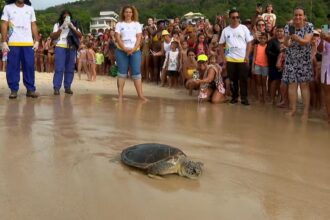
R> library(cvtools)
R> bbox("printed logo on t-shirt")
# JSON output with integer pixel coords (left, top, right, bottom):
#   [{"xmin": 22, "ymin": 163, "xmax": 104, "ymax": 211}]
[{"xmin": 8, "ymin": 22, "xmax": 14, "ymax": 37}]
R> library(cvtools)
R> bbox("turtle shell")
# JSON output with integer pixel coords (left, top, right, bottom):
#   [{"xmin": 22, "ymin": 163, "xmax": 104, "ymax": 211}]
[{"xmin": 121, "ymin": 143, "xmax": 186, "ymax": 169}]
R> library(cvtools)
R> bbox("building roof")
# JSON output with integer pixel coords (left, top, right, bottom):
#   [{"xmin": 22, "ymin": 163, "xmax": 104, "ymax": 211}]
[
  {"xmin": 99, "ymin": 11, "xmax": 119, "ymax": 18},
  {"xmin": 91, "ymin": 17, "xmax": 117, "ymax": 22}
]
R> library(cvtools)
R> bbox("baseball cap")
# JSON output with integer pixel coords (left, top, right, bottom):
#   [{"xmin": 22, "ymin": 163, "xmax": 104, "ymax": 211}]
[
  {"xmin": 197, "ymin": 54, "xmax": 208, "ymax": 62},
  {"xmin": 162, "ymin": 30, "xmax": 170, "ymax": 36}
]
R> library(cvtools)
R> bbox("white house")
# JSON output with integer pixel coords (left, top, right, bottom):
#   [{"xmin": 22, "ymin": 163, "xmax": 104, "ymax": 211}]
[{"xmin": 90, "ymin": 11, "xmax": 119, "ymax": 33}]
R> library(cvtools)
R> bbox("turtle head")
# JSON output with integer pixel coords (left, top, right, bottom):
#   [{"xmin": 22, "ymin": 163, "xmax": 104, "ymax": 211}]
[{"xmin": 180, "ymin": 159, "xmax": 203, "ymax": 179}]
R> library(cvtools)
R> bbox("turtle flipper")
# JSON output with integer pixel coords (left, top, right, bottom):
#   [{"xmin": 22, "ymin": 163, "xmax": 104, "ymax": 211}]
[
  {"xmin": 147, "ymin": 174, "xmax": 164, "ymax": 180},
  {"xmin": 147, "ymin": 161, "xmax": 178, "ymax": 176}
]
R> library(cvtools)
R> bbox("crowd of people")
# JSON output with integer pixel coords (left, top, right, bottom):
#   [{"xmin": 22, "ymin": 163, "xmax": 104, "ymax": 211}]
[{"xmin": 1, "ymin": 0, "xmax": 330, "ymax": 123}]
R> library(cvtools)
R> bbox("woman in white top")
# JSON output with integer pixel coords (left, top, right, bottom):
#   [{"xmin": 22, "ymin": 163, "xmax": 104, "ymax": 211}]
[
  {"xmin": 51, "ymin": 10, "xmax": 82, "ymax": 95},
  {"xmin": 115, "ymin": 5, "xmax": 147, "ymax": 101}
]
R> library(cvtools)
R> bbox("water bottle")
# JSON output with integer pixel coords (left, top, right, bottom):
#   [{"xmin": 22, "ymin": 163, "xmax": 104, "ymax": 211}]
[{"xmin": 192, "ymin": 70, "xmax": 199, "ymax": 80}]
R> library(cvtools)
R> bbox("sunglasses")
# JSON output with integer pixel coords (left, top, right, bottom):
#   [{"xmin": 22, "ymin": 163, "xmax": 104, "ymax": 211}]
[{"xmin": 231, "ymin": 16, "xmax": 240, "ymax": 20}]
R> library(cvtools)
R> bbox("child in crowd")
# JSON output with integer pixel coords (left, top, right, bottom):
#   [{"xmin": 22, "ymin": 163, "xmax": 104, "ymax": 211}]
[
  {"xmin": 141, "ymin": 28, "xmax": 151, "ymax": 81},
  {"xmin": 95, "ymin": 47, "xmax": 104, "ymax": 75},
  {"xmin": 310, "ymin": 30, "xmax": 322, "ymax": 110},
  {"xmin": 86, "ymin": 42, "xmax": 96, "ymax": 81},
  {"xmin": 252, "ymin": 32, "xmax": 269, "ymax": 103},
  {"xmin": 276, "ymin": 43, "xmax": 288, "ymax": 108},
  {"xmin": 44, "ymin": 37, "xmax": 54, "ymax": 73},
  {"xmin": 180, "ymin": 40, "xmax": 189, "ymax": 85},
  {"xmin": 164, "ymin": 41, "xmax": 180, "ymax": 88},
  {"xmin": 194, "ymin": 33, "xmax": 208, "ymax": 56},
  {"xmin": 208, "ymin": 54, "xmax": 221, "ymax": 73},
  {"xmin": 77, "ymin": 42, "xmax": 88, "ymax": 80}
]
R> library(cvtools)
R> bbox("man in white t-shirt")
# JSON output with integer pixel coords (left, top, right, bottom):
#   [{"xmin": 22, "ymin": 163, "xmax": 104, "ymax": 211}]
[
  {"xmin": 219, "ymin": 9, "xmax": 253, "ymax": 105},
  {"xmin": 1, "ymin": 0, "xmax": 39, "ymax": 99}
]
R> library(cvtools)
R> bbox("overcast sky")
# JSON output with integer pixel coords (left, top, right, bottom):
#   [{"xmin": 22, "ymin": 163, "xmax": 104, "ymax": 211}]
[{"xmin": 31, "ymin": 0, "xmax": 79, "ymax": 10}]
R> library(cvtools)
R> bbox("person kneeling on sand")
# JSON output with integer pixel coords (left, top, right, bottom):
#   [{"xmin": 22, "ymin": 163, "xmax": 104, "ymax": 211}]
[{"xmin": 194, "ymin": 54, "xmax": 227, "ymax": 103}]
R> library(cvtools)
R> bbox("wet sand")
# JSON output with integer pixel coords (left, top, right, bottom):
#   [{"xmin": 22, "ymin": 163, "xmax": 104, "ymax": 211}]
[{"xmin": 0, "ymin": 72, "xmax": 330, "ymax": 220}]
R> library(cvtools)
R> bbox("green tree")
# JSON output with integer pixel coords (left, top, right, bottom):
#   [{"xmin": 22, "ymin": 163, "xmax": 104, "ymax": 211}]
[{"xmin": 33, "ymin": 0, "xmax": 329, "ymax": 36}]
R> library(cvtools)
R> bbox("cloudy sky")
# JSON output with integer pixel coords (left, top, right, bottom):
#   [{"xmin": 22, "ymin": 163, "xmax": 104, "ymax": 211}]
[{"xmin": 31, "ymin": 0, "xmax": 79, "ymax": 10}]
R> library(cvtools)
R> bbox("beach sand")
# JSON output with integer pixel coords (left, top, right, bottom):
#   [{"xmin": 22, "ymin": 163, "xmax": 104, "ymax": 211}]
[
  {"xmin": 0, "ymin": 72, "xmax": 330, "ymax": 220},
  {"xmin": 0, "ymin": 71, "xmax": 192, "ymax": 100}
]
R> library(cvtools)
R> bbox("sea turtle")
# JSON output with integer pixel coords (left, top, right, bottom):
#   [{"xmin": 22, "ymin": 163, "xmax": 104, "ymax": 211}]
[{"xmin": 121, "ymin": 143, "xmax": 203, "ymax": 179}]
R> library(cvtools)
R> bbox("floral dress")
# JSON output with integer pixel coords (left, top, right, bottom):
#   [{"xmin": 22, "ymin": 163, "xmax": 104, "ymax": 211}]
[
  {"xmin": 282, "ymin": 22, "xmax": 314, "ymax": 83},
  {"xmin": 198, "ymin": 64, "xmax": 225, "ymax": 99}
]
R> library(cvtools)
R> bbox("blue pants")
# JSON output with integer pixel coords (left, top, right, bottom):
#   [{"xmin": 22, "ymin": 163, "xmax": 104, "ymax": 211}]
[
  {"xmin": 115, "ymin": 49, "xmax": 141, "ymax": 80},
  {"xmin": 7, "ymin": 46, "xmax": 36, "ymax": 92},
  {"xmin": 53, "ymin": 47, "xmax": 76, "ymax": 90}
]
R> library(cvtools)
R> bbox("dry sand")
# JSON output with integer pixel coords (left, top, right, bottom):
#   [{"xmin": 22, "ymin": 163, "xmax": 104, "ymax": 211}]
[{"xmin": 0, "ymin": 71, "xmax": 193, "ymax": 100}]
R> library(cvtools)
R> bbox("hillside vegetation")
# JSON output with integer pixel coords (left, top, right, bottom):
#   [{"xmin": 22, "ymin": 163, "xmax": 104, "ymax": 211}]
[{"xmin": 25, "ymin": 0, "xmax": 330, "ymax": 35}]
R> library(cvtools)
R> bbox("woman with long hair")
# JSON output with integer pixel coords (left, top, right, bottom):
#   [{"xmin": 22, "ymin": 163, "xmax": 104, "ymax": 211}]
[
  {"xmin": 114, "ymin": 5, "xmax": 147, "ymax": 101},
  {"xmin": 193, "ymin": 33, "xmax": 208, "ymax": 56},
  {"xmin": 141, "ymin": 28, "xmax": 151, "ymax": 82},
  {"xmin": 262, "ymin": 4, "xmax": 276, "ymax": 29},
  {"xmin": 35, "ymin": 34, "xmax": 45, "ymax": 72},
  {"xmin": 50, "ymin": 9, "xmax": 82, "ymax": 95}
]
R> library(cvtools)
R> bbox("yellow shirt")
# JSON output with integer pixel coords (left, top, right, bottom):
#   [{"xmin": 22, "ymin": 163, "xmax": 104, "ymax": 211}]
[{"xmin": 95, "ymin": 53, "xmax": 104, "ymax": 65}]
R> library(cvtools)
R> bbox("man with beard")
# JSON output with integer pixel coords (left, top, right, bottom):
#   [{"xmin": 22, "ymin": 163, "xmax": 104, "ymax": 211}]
[{"xmin": 1, "ymin": 0, "xmax": 39, "ymax": 99}]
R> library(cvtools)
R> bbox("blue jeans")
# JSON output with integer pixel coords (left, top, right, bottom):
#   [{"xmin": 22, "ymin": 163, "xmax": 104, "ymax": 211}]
[
  {"xmin": 53, "ymin": 47, "xmax": 76, "ymax": 90},
  {"xmin": 115, "ymin": 49, "xmax": 141, "ymax": 80},
  {"xmin": 7, "ymin": 46, "xmax": 36, "ymax": 92}
]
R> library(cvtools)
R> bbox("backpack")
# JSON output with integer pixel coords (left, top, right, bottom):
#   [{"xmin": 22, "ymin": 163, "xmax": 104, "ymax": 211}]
[{"xmin": 67, "ymin": 21, "xmax": 80, "ymax": 50}]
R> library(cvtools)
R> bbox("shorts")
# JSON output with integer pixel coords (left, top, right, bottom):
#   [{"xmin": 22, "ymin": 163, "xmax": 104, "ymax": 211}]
[
  {"xmin": 115, "ymin": 49, "xmax": 141, "ymax": 80},
  {"xmin": 167, "ymin": 70, "xmax": 178, "ymax": 77},
  {"xmin": 268, "ymin": 66, "xmax": 282, "ymax": 81},
  {"xmin": 254, "ymin": 64, "xmax": 268, "ymax": 76}
]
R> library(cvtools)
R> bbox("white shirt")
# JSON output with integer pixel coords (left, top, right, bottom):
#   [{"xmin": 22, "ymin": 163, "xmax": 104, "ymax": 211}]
[
  {"xmin": 53, "ymin": 23, "xmax": 70, "ymax": 48},
  {"xmin": 262, "ymin": 13, "xmax": 276, "ymax": 25},
  {"xmin": 165, "ymin": 51, "xmax": 179, "ymax": 71},
  {"xmin": 219, "ymin": 24, "xmax": 253, "ymax": 63},
  {"xmin": 1, "ymin": 3, "xmax": 36, "ymax": 46},
  {"xmin": 163, "ymin": 38, "xmax": 173, "ymax": 54},
  {"xmin": 115, "ymin": 21, "xmax": 142, "ymax": 49}
]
